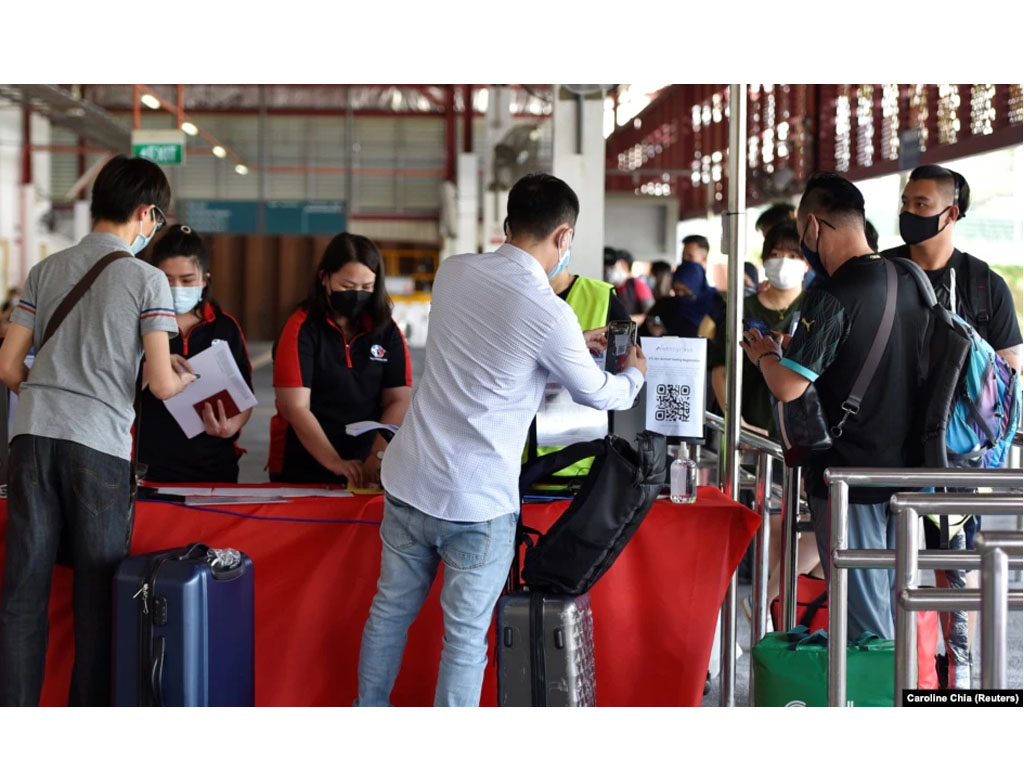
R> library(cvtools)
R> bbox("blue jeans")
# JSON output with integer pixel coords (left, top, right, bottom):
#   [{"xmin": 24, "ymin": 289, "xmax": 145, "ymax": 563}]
[
  {"xmin": 808, "ymin": 494, "xmax": 896, "ymax": 641},
  {"xmin": 356, "ymin": 493, "xmax": 517, "ymax": 707},
  {"xmin": 0, "ymin": 435, "xmax": 133, "ymax": 706}
]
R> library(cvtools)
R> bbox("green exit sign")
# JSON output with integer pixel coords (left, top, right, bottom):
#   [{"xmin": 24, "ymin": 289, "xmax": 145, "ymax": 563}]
[{"xmin": 131, "ymin": 129, "xmax": 186, "ymax": 166}]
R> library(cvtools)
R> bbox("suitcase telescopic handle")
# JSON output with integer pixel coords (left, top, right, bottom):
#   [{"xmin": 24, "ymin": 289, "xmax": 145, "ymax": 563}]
[{"xmin": 149, "ymin": 635, "xmax": 166, "ymax": 707}]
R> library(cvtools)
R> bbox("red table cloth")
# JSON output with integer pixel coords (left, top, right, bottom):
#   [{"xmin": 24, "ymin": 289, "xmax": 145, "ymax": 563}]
[{"xmin": 0, "ymin": 486, "xmax": 758, "ymax": 706}]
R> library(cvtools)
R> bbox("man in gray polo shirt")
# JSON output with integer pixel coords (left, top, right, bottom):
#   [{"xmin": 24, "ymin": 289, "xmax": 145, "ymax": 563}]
[{"xmin": 0, "ymin": 155, "xmax": 195, "ymax": 706}]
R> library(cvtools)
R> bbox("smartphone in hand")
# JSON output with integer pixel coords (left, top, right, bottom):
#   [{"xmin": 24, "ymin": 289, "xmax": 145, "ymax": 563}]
[
  {"xmin": 742, "ymin": 317, "xmax": 770, "ymax": 337},
  {"xmin": 606, "ymin": 320, "xmax": 637, "ymax": 373}
]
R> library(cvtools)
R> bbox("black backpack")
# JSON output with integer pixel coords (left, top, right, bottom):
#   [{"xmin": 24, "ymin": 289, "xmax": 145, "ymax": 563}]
[
  {"xmin": 892, "ymin": 258, "xmax": 974, "ymax": 469},
  {"xmin": 515, "ymin": 431, "xmax": 667, "ymax": 595}
]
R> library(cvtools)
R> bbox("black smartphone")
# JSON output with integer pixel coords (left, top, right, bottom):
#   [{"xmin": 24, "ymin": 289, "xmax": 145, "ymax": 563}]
[
  {"xmin": 743, "ymin": 317, "xmax": 770, "ymax": 337},
  {"xmin": 606, "ymin": 320, "xmax": 637, "ymax": 373}
]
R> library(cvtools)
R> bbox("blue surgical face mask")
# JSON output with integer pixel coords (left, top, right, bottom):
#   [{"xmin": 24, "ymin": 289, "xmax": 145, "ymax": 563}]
[
  {"xmin": 547, "ymin": 248, "xmax": 571, "ymax": 281},
  {"xmin": 129, "ymin": 207, "xmax": 163, "ymax": 255},
  {"xmin": 170, "ymin": 286, "xmax": 203, "ymax": 315},
  {"xmin": 130, "ymin": 229, "xmax": 154, "ymax": 256}
]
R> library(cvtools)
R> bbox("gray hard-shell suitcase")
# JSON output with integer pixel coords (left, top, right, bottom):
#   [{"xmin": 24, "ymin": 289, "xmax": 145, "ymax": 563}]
[{"xmin": 496, "ymin": 590, "xmax": 596, "ymax": 706}]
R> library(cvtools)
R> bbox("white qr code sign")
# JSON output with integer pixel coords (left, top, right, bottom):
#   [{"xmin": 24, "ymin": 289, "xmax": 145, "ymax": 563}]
[{"xmin": 641, "ymin": 336, "xmax": 707, "ymax": 439}]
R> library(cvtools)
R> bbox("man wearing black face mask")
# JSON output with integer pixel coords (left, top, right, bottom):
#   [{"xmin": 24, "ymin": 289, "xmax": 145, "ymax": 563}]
[
  {"xmin": 742, "ymin": 172, "xmax": 931, "ymax": 641},
  {"xmin": 881, "ymin": 165, "xmax": 1021, "ymax": 688},
  {"xmin": 880, "ymin": 164, "xmax": 1021, "ymax": 374}
]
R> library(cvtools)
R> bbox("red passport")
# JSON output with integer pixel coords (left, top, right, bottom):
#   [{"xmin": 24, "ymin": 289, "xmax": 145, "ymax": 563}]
[{"xmin": 192, "ymin": 390, "xmax": 242, "ymax": 420}]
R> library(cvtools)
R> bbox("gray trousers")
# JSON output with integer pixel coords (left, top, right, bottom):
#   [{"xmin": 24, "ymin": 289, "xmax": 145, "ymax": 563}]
[{"xmin": 808, "ymin": 494, "xmax": 896, "ymax": 641}]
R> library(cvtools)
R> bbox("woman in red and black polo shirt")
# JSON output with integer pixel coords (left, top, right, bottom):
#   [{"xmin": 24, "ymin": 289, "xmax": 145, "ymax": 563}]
[
  {"xmin": 270, "ymin": 233, "xmax": 411, "ymax": 487},
  {"xmin": 139, "ymin": 224, "xmax": 254, "ymax": 482}
]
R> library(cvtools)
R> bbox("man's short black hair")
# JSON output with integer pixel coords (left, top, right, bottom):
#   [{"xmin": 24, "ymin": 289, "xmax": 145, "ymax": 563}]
[
  {"xmin": 603, "ymin": 246, "xmax": 633, "ymax": 268},
  {"xmin": 506, "ymin": 173, "xmax": 579, "ymax": 242},
  {"xmin": 755, "ymin": 203, "xmax": 796, "ymax": 233},
  {"xmin": 798, "ymin": 172, "xmax": 865, "ymax": 229},
  {"xmin": 908, "ymin": 164, "xmax": 970, "ymax": 220},
  {"xmin": 90, "ymin": 155, "xmax": 171, "ymax": 224},
  {"xmin": 682, "ymin": 234, "xmax": 710, "ymax": 252},
  {"xmin": 761, "ymin": 221, "xmax": 801, "ymax": 261}
]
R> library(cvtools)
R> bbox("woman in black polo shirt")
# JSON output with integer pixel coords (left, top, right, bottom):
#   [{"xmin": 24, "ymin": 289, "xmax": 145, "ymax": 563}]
[
  {"xmin": 270, "ymin": 233, "xmax": 412, "ymax": 487},
  {"xmin": 139, "ymin": 224, "xmax": 254, "ymax": 482}
]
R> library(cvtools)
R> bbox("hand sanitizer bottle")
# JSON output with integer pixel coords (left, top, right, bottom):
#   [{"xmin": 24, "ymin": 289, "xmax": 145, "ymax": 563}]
[{"xmin": 670, "ymin": 443, "xmax": 698, "ymax": 504}]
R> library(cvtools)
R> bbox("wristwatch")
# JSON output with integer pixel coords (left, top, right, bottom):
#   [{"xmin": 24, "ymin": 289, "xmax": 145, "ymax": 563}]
[{"xmin": 376, "ymin": 450, "xmax": 385, "ymax": 460}]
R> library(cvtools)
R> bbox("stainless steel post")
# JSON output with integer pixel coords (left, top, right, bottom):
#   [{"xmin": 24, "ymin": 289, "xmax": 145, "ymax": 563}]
[
  {"xmin": 718, "ymin": 83, "xmax": 748, "ymax": 708},
  {"xmin": 751, "ymin": 452, "xmax": 772, "ymax": 651},
  {"xmin": 979, "ymin": 534, "xmax": 1014, "ymax": 689},
  {"xmin": 827, "ymin": 480, "xmax": 849, "ymax": 707},
  {"xmin": 780, "ymin": 466, "xmax": 801, "ymax": 630},
  {"xmin": 893, "ymin": 502, "xmax": 920, "ymax": 706}
]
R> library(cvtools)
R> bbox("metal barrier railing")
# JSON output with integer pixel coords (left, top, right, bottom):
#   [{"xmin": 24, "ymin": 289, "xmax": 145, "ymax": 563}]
[
  {"xmin": 704, "ymin": 412, "xmax": 803, "ymax": 706},
  {"xmin": 978, "ymin": 532, "xmax": 1024, "ymax": 689},
  {"xmin": 825, "ymin": 468, "xmax": 1023, "ymax": 707},
  {"xmin": 891, "ymin": 493, "xmax": 1023, "ymax": 705}
]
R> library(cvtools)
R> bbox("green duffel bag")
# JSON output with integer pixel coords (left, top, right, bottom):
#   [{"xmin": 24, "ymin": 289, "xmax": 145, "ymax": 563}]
[{"xmin": 752, "ymin": 627, "xmax": 894, "ymax": 707}]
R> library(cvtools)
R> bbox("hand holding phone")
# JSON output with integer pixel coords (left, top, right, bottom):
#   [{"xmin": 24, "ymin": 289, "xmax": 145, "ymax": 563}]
[{"xmin": 606, "ymin": 321, "xmax": 638, "ymax": 374}]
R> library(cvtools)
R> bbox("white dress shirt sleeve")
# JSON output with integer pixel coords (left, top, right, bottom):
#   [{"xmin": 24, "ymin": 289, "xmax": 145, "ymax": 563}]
[{"xmin": 536, "ymin": 306, "xmax": 644, "ymax": 412}]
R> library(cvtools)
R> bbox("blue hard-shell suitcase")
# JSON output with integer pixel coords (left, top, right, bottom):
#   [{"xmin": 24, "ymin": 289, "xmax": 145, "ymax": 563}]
[{"xmin": 113, "ymin": 542, "xmax": 255, "ymax": 706}]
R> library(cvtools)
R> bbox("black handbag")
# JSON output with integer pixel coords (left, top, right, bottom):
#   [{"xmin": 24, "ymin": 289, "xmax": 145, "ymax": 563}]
[
  {"xmin": 771, "ymin": 259, "xmax": 898, "ymax": 468},
  {"xmin": 515, "ymin": 430, "xmax": 667, "ymax": 595}
]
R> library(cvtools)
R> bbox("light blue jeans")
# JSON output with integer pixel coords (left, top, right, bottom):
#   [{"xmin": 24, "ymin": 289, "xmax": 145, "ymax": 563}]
[{"xmin": 356, "ymin": 493, "xmax": 517, "ymax": 707}]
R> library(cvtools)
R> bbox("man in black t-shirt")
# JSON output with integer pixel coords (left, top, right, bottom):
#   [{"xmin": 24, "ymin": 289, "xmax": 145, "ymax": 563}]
[
  {"xmin": 880, "ymin": 164, "xmax": 1021, "ymax": 686},
  {"xmin": 742, "ymin": 173, "xmax": 931, "ymax": 641},
  {"xmin": 880, "ymin": 164, "xmax": 1021, "ymax": 374}
]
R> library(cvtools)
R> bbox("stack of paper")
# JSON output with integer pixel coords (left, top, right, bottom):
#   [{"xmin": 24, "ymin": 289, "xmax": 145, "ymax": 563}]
[
  {"xmin": 345, "ymin": 421, "xmax": 399, "ymax": 437},
  {"xmin": 163, "ymin": 342, "xmax": 259, "ymax": 439}
]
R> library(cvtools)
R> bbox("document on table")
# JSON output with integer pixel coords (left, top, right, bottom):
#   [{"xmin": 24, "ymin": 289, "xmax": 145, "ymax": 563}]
[
  {"xmin": 640, "ymin": 336, "xmax": 707, "ymax": 439},
  {"xmin": 534, "ymin": 375, "xmax": 608, "ymax": 447},
  {"xmin": 162, "ymin": 342, "xmax": 258, "ymax": 439},
  {"xmin": 151, "ymin": 486, "xmax": 353, "ymax": 499}
]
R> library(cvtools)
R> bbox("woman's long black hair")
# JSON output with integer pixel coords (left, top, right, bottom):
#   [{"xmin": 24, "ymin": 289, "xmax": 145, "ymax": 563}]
[{"xmin": 304, "ymin": 232, "xmax": 392, "ymax": 329}]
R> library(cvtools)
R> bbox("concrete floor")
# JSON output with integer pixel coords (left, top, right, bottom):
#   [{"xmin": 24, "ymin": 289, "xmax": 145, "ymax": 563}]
[{"xmin": 239, "ymin": 340, "xmax": 1022, "ymax": 706}]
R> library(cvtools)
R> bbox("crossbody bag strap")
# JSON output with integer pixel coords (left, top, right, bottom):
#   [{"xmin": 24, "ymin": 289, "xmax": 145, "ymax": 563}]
[
  {"xmin": 832, "ymin": 259, "xmax": 899, "ymax": 438},
  {"xmin": 40, "ymin": 250, "xmax": 132, "ymax": 349}
]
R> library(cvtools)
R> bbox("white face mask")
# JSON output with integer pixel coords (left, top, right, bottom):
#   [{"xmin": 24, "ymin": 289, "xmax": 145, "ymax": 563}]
[
  {"xmin": 763, "ymin": 257, "xmax": 805, "ymax": 290},
  {"xmin": 605, "ymin": 266, "xmax": 629, "ymax": 286}
]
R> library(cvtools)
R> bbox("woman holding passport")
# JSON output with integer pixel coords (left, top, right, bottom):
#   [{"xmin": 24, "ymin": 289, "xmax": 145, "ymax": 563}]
[
  {"xmin": 270, "ymin": 232, "xmax": 411, "ymax": 487},
  {"xmin": 138, "ymin": 224, "xmax": 254, "ymax": 482}
]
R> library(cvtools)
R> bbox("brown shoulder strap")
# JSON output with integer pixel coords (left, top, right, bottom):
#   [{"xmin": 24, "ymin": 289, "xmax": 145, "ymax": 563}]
[{"xmin": 40, "ymin": 250, "xmax": 132, "ymax": 349}]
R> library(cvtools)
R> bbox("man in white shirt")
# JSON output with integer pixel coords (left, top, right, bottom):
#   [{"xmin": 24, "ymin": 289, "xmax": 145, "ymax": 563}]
[{"xmin": 357, "ymin": 173, "xmax": 647, "ymax": 706}]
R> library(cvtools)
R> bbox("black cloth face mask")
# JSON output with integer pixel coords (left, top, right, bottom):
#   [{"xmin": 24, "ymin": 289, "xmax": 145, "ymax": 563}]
[
  {"xmin": 800, "ymin": 217, "xmax": 835, "ymax": 278},
  {"xmin": 899, "ymin": 207, "xmax": 952, "ymax": 246},
  {"xmin": 329, "ymin": 289, "xmax": 372, "ymax": 318}
]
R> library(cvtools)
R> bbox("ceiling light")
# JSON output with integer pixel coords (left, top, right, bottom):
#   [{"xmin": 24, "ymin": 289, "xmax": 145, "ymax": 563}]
[
  {"xmin": 181, "ymin": 122, "xmax": 199, "ymax": 136},
  {"xmin": 212, "ymin": 145, "xmax": 227, "ymax": 158},
  {"xmin": 234, "ymin": 164, "xmax": 249, "ymax": 175},
  {"xmin": 141, "ymin": 93, "xmax": 160, "ymax": 110}
]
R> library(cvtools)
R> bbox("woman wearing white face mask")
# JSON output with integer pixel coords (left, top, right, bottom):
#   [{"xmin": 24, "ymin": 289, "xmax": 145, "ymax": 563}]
[
  {"xmin": 709, "ymin": 220, "xmax": 808, "ymax": 435},
  {"xmin": 138, "ymin": 224, "xmax": 254, "ymax": 482},
  {"xmin": 710, "ymin": 220, "xmax": 819, "ymax": 618}
]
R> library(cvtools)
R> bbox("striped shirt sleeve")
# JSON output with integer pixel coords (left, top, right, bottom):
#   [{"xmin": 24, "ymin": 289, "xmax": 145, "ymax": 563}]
[
  {"xmin": 139, "ymin": 270, "xmax": 179, "ymax": 337},
  {"xmin": 9, "ymin": 264, "xmax": 40, "ymax": 331}
]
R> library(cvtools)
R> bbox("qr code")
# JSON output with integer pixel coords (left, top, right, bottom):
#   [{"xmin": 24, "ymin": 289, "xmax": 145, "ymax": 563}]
[{"xmin": 655, "ymin": 383, "xmax": 691, "ymax": 422}]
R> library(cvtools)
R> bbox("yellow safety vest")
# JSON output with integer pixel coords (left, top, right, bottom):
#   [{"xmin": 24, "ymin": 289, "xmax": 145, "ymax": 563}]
[{"xmin": 525, "ymin": 276, "xmax": 612, "ymax": 481}]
